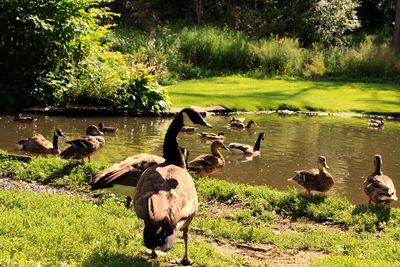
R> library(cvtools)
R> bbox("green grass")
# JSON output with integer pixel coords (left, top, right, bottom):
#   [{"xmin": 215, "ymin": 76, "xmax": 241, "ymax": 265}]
[
  {"xmin": 2, "ymin": 156, "xmax": 400, "ymax": 266},
  {"xmin": 166, "ymin": 76, "xmax": 400, "ymax": 114}
]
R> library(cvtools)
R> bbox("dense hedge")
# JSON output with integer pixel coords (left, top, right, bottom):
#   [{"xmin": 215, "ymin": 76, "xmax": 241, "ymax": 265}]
[{"xmin": 0, "ymin": 0, "xmax": 169, "ymax": 113}]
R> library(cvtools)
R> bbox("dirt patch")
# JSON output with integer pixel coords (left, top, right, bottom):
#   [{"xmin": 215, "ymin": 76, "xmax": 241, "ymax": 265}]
[
  {"xmin": 0, "ymin": 175, "xmax": 98, "ymax": 201},
  {"xmin": 201, "ymin": 200, "xmax": 248, "ymax": 217}
]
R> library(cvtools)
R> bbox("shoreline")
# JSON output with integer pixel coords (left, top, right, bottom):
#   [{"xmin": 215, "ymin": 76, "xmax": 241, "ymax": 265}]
[{"xmin": 11, "ymin": 105, "xmax": 400, "ymax": 121}]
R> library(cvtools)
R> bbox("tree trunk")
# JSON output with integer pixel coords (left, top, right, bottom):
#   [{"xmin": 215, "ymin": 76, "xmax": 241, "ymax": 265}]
[
  {"xmin": 394, "ymin": 0, "xmax": 400, "ymax": 53},
  {"xmin": 195, "ymin": 0, "xmax": 203, "ymax": 25}
]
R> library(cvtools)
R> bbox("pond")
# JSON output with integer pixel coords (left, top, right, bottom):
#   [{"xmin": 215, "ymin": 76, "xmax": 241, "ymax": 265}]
[{"xmin": 0, "ymin": 113, "xmax": 399, "ymax": 207}]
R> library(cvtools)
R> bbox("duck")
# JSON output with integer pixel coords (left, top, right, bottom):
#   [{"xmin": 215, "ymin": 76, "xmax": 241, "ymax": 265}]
[
  {"xmin": 89, "ymin": 147, "xmax": 190, "ymax": 209},
  {"xmin": 198, "ymin": 131, "xmax": 225, "ymax": 140},
  {"xmin": 59, "ymin": 125, "xmax": 105, "ymax": 163},
  {"xmin": 181, "ymin": 126, "xmax": 196, "ymax": 133},
  {"xmin": 288, "ymin": 156, "xmax": 335, "ymax": 197},
  {"xmin": 228, "ymin": 132, "xmax": 265, "ymax": 155},
  {"xmin": 98, "ymin": 122, "xmax": 117, "ymax": 133},
  {"xmin": 230, "ymin": 116, "xmax": 245, "ymax": 123},
  {"xmin": 134, "ymin": 108, "xmax": 211, "ymax": 265},
  {"xmin": 14, "ymin": 114, "xmax": 37, "ymax": 123},
  {"xmin": 230, "ymin": 119, "xmax": 255, "ymax": 129},
  {"xmin": 368, "ymin": 118, "xmax": 384, "ymax": 129},
  {"xmin": 363, "ymin": 154, "xmax": 397, "ymax": 206},
  {"xmin": 188, "ymin": 140, "xmax": 229, "ymax": 178},
  {"xmin": 17, "ymin": 129, "xmax": 65, "ymax": 154}
]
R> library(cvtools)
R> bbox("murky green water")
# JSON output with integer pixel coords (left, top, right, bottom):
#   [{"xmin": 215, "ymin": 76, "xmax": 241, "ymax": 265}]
[{"xmin": 0, "ymin": 113, "xmax": 399, "ymax": 206}]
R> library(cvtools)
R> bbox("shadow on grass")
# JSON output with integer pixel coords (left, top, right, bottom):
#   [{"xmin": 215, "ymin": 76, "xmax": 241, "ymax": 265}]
[{"xmin": 81, "ymin": 251, "xmax": 161, "ymax": 267}]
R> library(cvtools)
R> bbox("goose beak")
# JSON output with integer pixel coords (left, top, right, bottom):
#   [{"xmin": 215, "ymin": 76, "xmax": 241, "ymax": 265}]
[{"xmin": 202, "ymin": 121, "xmax": 212, "ymax": 128}]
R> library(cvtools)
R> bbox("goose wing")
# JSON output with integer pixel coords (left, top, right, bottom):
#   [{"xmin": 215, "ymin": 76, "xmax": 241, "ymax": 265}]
[
  {"xmin": 228, "ymin": 143, "xmax": 252, "ymax": 154},
  {"xmin": 91, "ymin": 153, "xmax": 164, "ymax": 189}
]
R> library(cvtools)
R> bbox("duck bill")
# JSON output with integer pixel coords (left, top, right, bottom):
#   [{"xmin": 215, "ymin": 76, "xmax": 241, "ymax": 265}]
[
  {"xmin": 324, "ymin": 163, "xmax": 330, "ymax": 169},
  {"xmin": 223, "ymin": 145, "xmax": 230, "ymax": 151}
]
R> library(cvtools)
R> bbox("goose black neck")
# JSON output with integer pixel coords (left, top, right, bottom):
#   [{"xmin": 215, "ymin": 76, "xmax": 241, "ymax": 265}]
[
  {"xmin": 163, "ymin": 113, "xmax": 185, "ymax": 168},
  {"xmin": 253, "ymin": 134, "xmax": 263, "ymax": 152},
  {"xmin": 52, "ymin": 133, "xmax": 59, "ymax": 150},
  {"xmin": 375, "ymin": 157, "xmax": 382, "ymax": 175}
]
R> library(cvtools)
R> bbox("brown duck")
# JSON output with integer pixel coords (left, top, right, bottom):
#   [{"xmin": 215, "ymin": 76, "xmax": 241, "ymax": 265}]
[
  {"xmin": 363, "ymin": 154, "xmax": 397, "ymax": 206},
  {"xmin": 134, "ymin": 108, "xmax": 211, "ymax": 265},
  {"xmin": 289, "ymin": 156, "xmax": 335, "ymax": 197},
  {"xmin": 230, "ymin": 120, "xmax": 255, "ymax": 129},
  {"xmin": 59, "ymin": 125, "xmax": 105, "ymax": 163},
  {"xmin": 14, "ymin": 114, "xmax": 37, "ymax": 123},
  {"xmin": 98, "ymin": 122, "xmax": 117, "ymax": 133},
  {"xmin": 188, "ymin": 140, "xmax": 229, "ymax": 177},
  {"xmin": 17, "ymin": 129, "xmax": 65, "ymax": 154}
]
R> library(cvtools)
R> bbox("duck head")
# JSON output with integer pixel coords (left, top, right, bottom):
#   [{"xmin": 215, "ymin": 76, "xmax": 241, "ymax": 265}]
[
  {"xmin": 318, "ymin": 156, "xmax": 329, "ymax": 169},
  {"xmin": 86, "ymin": 125, "xmax": 103, "ymax": 136}
]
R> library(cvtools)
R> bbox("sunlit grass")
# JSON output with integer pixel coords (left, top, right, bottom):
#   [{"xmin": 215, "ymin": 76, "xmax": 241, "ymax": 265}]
[{"xmin": 167, "ymin": 76, "xmax": 400, "ymax": 114}]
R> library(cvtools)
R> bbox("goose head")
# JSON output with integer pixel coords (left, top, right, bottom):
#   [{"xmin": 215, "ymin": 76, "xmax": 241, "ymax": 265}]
[
  {"xmin": 180, "ymin": 108, "xmax": 212, "ymax": 128},
  {"xmin": 55, "ymin": 129, "xmax": 65, "ymax": 138}
]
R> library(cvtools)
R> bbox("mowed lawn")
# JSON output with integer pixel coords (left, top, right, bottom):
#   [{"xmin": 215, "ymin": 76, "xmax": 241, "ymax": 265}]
[{"xmin": 166, "ymin": 76, "xmax": 400, "ymax": 113}]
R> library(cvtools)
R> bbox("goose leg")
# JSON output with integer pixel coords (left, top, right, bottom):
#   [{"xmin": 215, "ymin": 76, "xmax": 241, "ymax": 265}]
[
  {"xmin": 151, "ymin": 249, "xmax": 157, "ymax": 259},
  {"xmin": 368, "ymin": 198, "xmax": 372, "ymax": 208},
  {"xmin": 125, "ymin": 196, "xmax": 132, "ymax": 209},
  {"xmin": 180, "ymin": 227, "xmax": 192, "ymax": 266}
]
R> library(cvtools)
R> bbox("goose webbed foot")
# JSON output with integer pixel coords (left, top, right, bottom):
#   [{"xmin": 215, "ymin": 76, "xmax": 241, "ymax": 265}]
[{"xmin": 180, "ymin": 256, "xmax": 192, "ymax": 266}]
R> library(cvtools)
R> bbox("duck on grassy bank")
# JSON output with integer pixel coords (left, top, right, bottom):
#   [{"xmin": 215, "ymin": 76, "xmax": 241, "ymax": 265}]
[
  {"xmin": 134, "ymin": 108, "xmax": 211, "ymax": 265},
  {"xmin": 59, "ymin": 125, "xmax": 104, "ymax": 163},
  {"xmin": 364, "ymin": 154, "xmax": 397, "ymax": 206},
  {"xmin": 289, "ymin": 156, "xmax": 335, "ymax": 197}
]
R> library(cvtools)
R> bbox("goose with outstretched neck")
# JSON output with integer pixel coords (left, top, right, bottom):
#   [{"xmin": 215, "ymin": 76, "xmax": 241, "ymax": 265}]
[{"xmin": 134, "ymin": 108, "xmax": 211, "ymax": 265}]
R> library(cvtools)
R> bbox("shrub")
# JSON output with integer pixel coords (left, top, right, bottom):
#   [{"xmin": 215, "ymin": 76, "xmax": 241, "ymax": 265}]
[{"xmin": 0, "ymin": 0, "xmax": 112, "ymax": 111}]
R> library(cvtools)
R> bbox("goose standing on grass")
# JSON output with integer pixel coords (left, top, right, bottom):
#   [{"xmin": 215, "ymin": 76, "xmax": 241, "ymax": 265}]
[
  {"xmin": 98, "ymin": 122, "xmax": 117, "ymax": 133},
  {"xmin": 134, "ymin": 108, "xmax": 211, "ymax": 265},
  {"xmin": 89, "ymin": 147, "xmax": 189, "ymax": 209},
  {"xmin": 288, "ymin": 156, "xmax": 334, "ymax": 197},
  {"xmin": 230, "ymin": 119, "xmax": 255, "ymax": 129},
  {"xmin": 228, "ymin": 132, "xmax": 265, "ymax": 155},
  {"xmin": 363, "ymin": 154, "xmax": 397, "ymax": 206},
  {"xmin": 17, "ymin": 129, "xmax": 65, "ymax": 154},
  {"xmin": 188, "ymin": 140, "xmax": 229, "ymax": 178},
  {"xmin": 59, "ymin": 125, "xmax": 105, "ymax": 163},
  {"xmin": 14, "ymin": 114, "xmax": 37, "ymax": 123}
]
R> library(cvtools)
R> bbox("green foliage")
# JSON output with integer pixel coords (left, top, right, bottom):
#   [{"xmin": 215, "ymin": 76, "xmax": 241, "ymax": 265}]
[{"xmin": 0, "ymin": 0, "xmax": 112, "ymax": 110}]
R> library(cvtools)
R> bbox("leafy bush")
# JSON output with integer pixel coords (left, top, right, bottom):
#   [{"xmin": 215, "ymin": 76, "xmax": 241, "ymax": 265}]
[{"xmin": 0, "ymin": 0, "xmax": 112, "ymax": 111}]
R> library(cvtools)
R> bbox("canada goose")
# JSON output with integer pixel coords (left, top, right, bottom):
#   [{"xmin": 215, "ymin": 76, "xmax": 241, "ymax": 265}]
[
  {"xmin": 98, "ymin": 122, "xmax": 117, "ymax": 133},
  {"xmin": 198, "ymin": 132, "xmax": 224, "ymax": 140},
  {"xmin": 134, "ymin": 108, "xmax": 211, "ymax": 265},
  {"xmin": 59, "ymin": 125, "xmax": 105, "ymax": 163},
  {"xmin": 14, "ymin": 114, "xmax": 37, "ymax": 122},
  {"xmin": 368, "ymin": 118, "xmax": 384, "ymax": 129},
  {"xmin": 90, "ymin": 147, "xmax": 190, "ymax": 209},
  {"xmin": 17, "ymin": 129, "xmax": 65, "ymax": 154},
  {"xmin": 228, "ymin": 132, "xmax": 265, "ymax": 155},
  {"xmin": 288, "ymin": 156, "xmax": 335, "ymax": 197},
  {"xmin": 230, "ymin": 120, "xmax": 255, "ymax": 129},
  {"xmin": 363, "ymin": 154, "xmax": 397, "ymax": 206},
  {"xmin": 188, "ymin": 140, "xmax": 229, "ymax": 178}
]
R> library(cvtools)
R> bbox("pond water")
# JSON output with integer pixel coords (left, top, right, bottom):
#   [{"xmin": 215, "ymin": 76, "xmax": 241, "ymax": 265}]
[{"xmin": 0, "ymin": 113, "xmax": 399, "ymax": 206}]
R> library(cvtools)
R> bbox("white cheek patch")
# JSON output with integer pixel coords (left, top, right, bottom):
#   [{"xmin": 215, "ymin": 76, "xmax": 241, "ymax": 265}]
[{"xmin": 182, "ymin": 112, "xmax": 192, "ymax": 126}]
